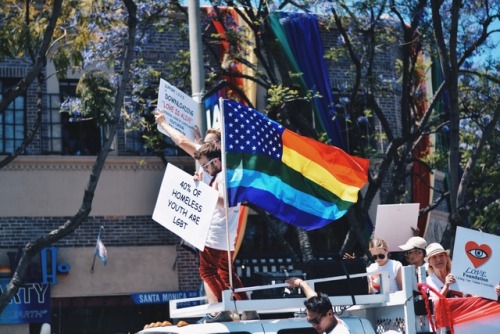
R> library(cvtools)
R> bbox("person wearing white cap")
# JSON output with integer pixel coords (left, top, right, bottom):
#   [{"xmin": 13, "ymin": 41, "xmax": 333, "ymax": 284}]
[
  {"xmin": 425, "ymin": 243, "xmax": 464, "ymax": 299},
  {"xmin": 398, "ymin": 236, "xmax": 427, "ymax": 269}
]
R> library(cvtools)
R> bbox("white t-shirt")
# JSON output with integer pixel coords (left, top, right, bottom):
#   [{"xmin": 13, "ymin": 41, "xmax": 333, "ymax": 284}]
[
  {"xmin": 425, "ymin": 272, "xmax": 463, "ymax": 299},
  {"xmin": 205, "ymin": 172, "xmax": 240, "ymax": 251},
  {"xmin": 425, "ymin": 272, "xmax": 444, "ymax": 300},
  {"xmin": 194, "ymin": 145, "xmax": 240, "ymax": 250},
  {"xmin": 328, "ymin": 317, "xmax": 351, "ymax": 334},
  {"xmin": 366, "ymin": 259, "xmax": 402, "ymax": 292}
]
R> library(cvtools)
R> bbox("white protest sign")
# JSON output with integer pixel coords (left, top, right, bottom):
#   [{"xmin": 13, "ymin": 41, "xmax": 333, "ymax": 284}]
[
  {"xmin": 157, "ymin": 79, "xmax": 197, "ymax": 141},
  {"xmin": 452, "ymin": 226, "xmax": 499, "ymax": 300},
  {"xmin": 373, "ymin": 203, "xmax": 419, "ymax": 252},
  {"xmin": 152, "ymin": 163, "xmax": 218, "ymax": 251}
]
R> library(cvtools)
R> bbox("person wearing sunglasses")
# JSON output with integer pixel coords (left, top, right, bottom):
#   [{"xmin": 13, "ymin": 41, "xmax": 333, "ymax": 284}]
[
  {"xmin": 366, "ymin": 237, "xmax": 403, "ymax": 293},
  {"xmin": 286, "ymin": 277, "xmax": 351, "ymax": 333},
  {"xmin": 155, "ymin": 110, "xmax": 221, "ymax": 156},
  {"xmin": 155, "ymin": 110, "xmax": 223, "ymax": 182},
  {"xmin": 155, "ymin": 114, "xmax": 258, "ymax": 321},
  {"xmin": 193, "ymin": 142, "xmax": 253, "ymax": 323},
  {"xmin": 398, "ymin": 236, "xmax": 428, "ymax": 269}
]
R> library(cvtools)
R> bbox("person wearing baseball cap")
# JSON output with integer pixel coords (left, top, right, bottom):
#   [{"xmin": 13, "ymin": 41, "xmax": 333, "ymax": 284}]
[
  {"xmin": 399, "ymin": 236, "xmax": 427, "ymax": 268},
  {"xmin": 424, "ymin": 243, "xmax": 463, "ymax": 299}
]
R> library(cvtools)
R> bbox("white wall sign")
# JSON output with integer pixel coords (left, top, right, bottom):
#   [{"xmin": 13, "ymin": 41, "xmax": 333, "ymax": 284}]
[
  {"xmin": 152, "ymin": 163, "xmax": 218, "ymax": 251},
  {"xmin": 452, "ymin": 226, "xmax": 499, "ymax": 300},
  {"xmin": 373, "ymin": 203, "xmax": 420, "ymax": 252},
  {"xmin": 157, "ymin": 79, "xmax": 197, "ymax": 141},
  {"xmin": 206, "ymin": 102, "xmax": 221, "ymax": 130}
]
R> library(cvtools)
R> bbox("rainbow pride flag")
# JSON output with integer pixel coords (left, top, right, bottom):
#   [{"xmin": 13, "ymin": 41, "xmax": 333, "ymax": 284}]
[{"xmin": 222, "ymin": 100, "xmax": 369, "ymax": 231}]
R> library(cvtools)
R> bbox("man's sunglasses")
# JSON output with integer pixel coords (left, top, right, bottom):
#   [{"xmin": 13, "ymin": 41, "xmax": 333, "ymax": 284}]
[
  {"xmin": 405, "ymin": 249, "xmax": 423, "ymax": 256},
  {"xmin": 372, "ymin": 253, "xmax": 386, "ymax": 260},
  {"xmin": 306, "ymin": 314, "xmax": 324, "ymax": 325},
  {"xmin": 201, "ymin": 159, "xmax": 216, "ymax": 170}
]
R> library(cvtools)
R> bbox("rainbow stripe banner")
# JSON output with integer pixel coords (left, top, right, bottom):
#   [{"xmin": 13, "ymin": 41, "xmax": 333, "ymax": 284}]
[{"xmin": 222, "ymin": 99, "xmax": 370, "ymax": 231}]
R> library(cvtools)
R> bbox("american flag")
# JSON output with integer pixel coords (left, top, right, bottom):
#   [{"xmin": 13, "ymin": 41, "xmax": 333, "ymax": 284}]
[
  {"xmin": 224, "ymin": 100, "xmax": 284, "ymax": 158},
  {"xmin": 222, "ymin": 99, "xmax": 369, "ymax": 230}
]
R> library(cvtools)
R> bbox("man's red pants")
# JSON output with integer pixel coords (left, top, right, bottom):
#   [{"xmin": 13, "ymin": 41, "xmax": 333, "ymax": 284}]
[{"xmin": 199, "ymin": 246, "xmax": 249, "ymax": 301}]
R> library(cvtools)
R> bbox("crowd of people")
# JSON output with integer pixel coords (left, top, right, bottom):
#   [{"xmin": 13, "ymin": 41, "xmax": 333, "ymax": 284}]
[
  {"xmin": 285, "ymin": 233, "xmax": 500, "ymax": 333},
  {"xmin": 154, "ymin": 111, "xmax": 498, "ymax": 332},
  {"xmin": 365, "ymin": 235, "xmax": 500, "ymax": 301}
]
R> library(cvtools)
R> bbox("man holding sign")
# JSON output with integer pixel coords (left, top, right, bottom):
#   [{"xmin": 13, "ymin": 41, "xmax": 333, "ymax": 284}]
[
  {"xmin": 193, "ymin": 142, "xmax": 250, "ymax": 323},
  {"xmin": 156, "ymin": 78, "xmax": 198, "ymax": 142}
]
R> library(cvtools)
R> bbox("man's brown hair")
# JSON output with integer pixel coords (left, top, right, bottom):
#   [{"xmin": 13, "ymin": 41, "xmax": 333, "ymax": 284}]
[
  {"xmin": 205, "ymin": 128, "xmax": 221, "ymax": 141},
  {"xmin": 194, "ymin": 142, "xmax": 221, "ymax": 161}
]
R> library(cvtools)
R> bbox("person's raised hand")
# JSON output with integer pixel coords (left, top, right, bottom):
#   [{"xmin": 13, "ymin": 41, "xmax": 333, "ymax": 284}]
[
  {"xmin": 154, "ymin": 110, "xmax": 166, "ymax": 125},
  {"xmin": 285, "ymin": 277, "xmax": 304, "ymax": 288},
  {"xmin": 194, "ymin": 125, "xmax": 202, "ymax": 143}
]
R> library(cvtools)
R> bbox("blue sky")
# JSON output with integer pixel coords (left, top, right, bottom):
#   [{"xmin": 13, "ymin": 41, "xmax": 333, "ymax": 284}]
[{"xmin": 473, "ymin": 20, "xmax": 500, "ymax": 65}]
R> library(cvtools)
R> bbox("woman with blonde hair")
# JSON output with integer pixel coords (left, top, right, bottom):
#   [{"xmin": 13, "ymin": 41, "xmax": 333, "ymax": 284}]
[
  {"xmin": 425, "ymin": 242, "xmax": 463, "ymax": 299},
  {"xmin": 366, "ymin": 237, "xmax": 403, "ymax": 293}
]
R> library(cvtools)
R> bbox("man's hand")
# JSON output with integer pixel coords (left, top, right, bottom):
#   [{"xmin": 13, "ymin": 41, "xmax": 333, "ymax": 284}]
[
  {"xmin": 285, "ymin": 277, "xmax": 304, "ymax": 289},
  {"xmin": 285, "ymin": 277, "xmax": 317, "ymax": 298},
  {"xmin": 154, "ymin": 110, "xmax": 167, "ymax": 126},
  {"xmin": 193, "ymin": 171, "xmax": 203, "ymax": 182},
  {"xmin": 194, "ymin": 125, "xmax": 202, "ymax": 143}
]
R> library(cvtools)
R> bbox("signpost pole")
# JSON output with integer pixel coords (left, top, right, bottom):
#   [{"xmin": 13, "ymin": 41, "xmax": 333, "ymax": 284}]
[{"xmin": 188, "ymin": 0, "xmax": 206, "ymax": 136}]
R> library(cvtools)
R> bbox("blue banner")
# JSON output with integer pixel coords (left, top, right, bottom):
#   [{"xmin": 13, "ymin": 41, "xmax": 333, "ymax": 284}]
[{"xmin": 0, "ymin": 278, "xmax": 51, "ymax": 324}]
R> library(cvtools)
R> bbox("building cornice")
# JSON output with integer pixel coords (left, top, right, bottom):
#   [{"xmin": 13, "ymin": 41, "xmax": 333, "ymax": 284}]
[{"xmin": 0, "ymin": 155, "xmax": 193, "ymax": 172}]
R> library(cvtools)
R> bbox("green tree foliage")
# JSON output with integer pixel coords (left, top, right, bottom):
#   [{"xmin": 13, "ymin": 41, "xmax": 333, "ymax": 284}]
[
  {"xmin": 128, "ymin": 0, "xmax": 500, "ymax": 255},
  {"xmin": 76, "ymin": 70, "xmax": 116, "ymax": 123},
  {"xmin": 456, "ymin": 72, "xmax": 500, "ymax": 235},
  {"xmin": 0, "ymin": 0, "xmax": 139, "ymax": 313},
  {"xmin": 428, "ymin": 0, "xmax": 500, "ymax": 245}
]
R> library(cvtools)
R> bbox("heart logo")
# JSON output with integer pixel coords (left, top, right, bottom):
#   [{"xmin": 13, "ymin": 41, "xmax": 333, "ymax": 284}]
[{"xmin": 465, "ymin": 241, "xmax": 492, "ymax": 268}]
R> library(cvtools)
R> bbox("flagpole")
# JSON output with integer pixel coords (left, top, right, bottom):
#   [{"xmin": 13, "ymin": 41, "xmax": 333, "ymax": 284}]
[
  {"xmin": 91, "ymin": 226, "xmax": 104, "ymax": 273},
  {"xmin": 219, "ymin": 98, "xmax": 234, "ymax": 292}
]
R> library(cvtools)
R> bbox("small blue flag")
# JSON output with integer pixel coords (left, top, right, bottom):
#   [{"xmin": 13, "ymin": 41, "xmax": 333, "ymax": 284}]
[{"xmin": 95, "ymin": 231, "xmax": 108, "ymax": 265}]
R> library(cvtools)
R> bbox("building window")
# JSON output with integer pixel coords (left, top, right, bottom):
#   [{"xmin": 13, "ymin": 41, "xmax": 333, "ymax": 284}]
[
  {"xmin": 59, "ymin": 79, "xmax": 101, "ymax": 155},
  {"xmin": 0, "ymin": 79, "xmax": 26, "ymax": 154},
  {"xmin": 43, "ymin": 93, "xmax": 63, "ymax": 153},
  {"xmin": 124, "ymin": 129, "xmax": 146, "ymax": 155}
]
